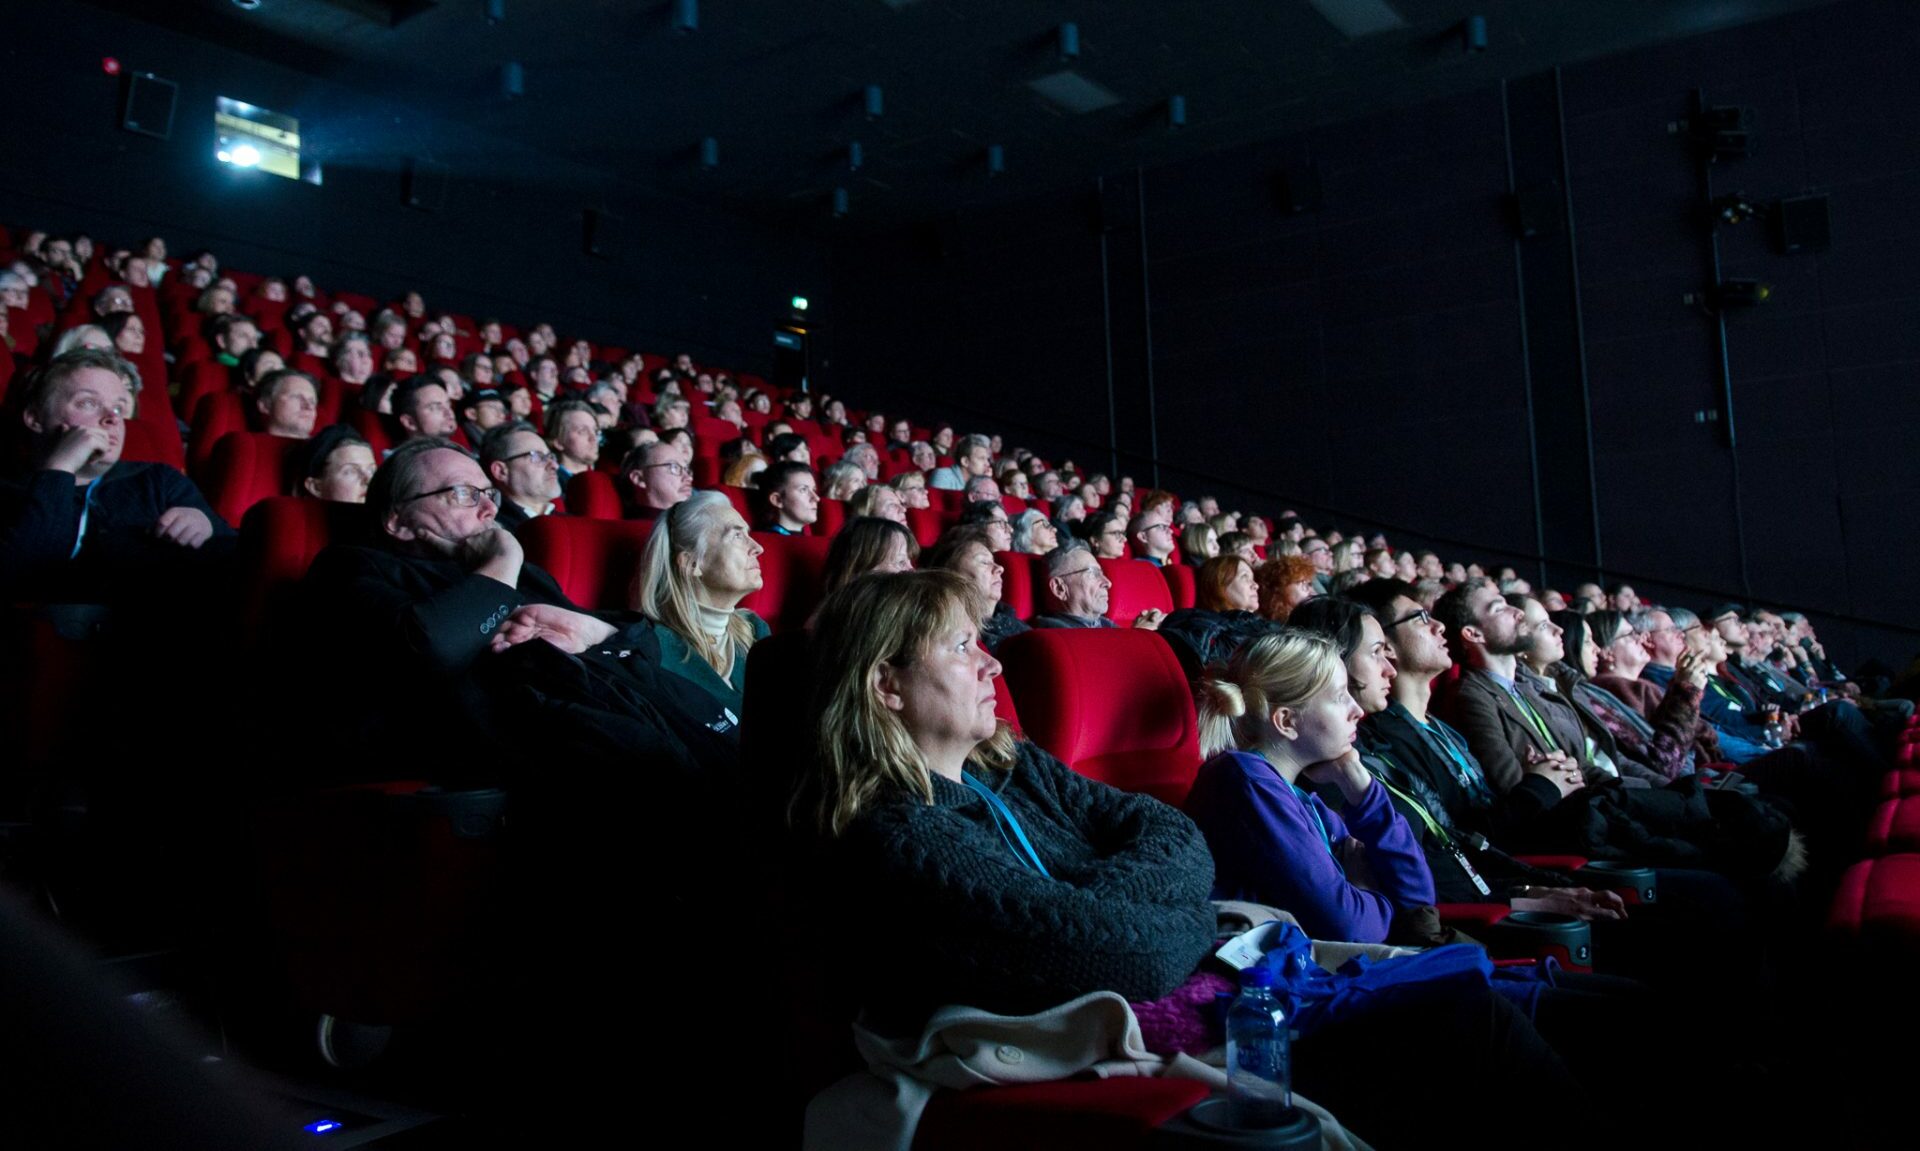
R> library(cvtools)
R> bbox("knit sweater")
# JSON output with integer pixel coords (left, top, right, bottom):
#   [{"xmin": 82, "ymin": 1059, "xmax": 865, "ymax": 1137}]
[{"xmin": 827, "ymin": 739, "xmax": 1217, "ymax": 1033}]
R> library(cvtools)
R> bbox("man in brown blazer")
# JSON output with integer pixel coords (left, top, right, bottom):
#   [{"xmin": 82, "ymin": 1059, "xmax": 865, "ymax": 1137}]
[{"xmin": 1429, "ymin": 579, "xmax": 1586, "ymax": 800}]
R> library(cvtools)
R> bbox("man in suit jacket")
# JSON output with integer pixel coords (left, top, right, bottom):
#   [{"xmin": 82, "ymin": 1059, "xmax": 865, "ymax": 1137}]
[{"xmin": 1427, "ymin": 579, "xmax": 1586, "ymax": 800}]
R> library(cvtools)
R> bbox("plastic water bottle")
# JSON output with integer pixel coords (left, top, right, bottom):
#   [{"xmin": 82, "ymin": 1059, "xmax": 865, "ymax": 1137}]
[{"xmin": 1226, "ymin": 966, "xmax": 1292, "ymax": 1128}]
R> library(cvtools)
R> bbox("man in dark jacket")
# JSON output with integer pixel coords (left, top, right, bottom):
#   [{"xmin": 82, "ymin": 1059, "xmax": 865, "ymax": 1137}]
[
  {"xmin": 0, "ymin": 349, "xmax": 233, "ymax": 604},
  {"xmin": 300, "ymin": 437, "xmax": 615, "ymax": 770}
]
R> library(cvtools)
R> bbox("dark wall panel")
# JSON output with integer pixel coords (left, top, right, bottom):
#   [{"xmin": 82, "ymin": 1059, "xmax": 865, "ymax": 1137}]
[
  {"xmin": 830, "ymin": 0, "xmax": 1920, "ymax": 670},
  {"xmin": 0, "ymin": 0, "xmax": 820, "ymax": 369}
]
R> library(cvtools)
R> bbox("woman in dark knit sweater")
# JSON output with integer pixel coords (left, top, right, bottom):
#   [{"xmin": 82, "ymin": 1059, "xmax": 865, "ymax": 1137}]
[{"xmin": 796, "ymin": 571, "xmax": 1604, "ymax": 1150}]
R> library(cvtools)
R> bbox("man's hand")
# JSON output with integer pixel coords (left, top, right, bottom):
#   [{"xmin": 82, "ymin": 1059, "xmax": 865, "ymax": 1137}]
[
  {"xmin": 41, "ymin": 425, "xmax": 114, "ymax": 475},
  {"xmin": 154, "ymin": 506, "xmax": 214, "ymax": 549},
  {"xmin": 1512, "ymin": 886, "xmax": 1628, "ymax": 922},
  {"xmin": 489, "ymin": 604, "xmax": 617, "ymax": 655},
  {"xmin": 456, "ymin": 524, "xmax": 523, "ymax": 566},
  {"xmin": 1523, "ymin": 746, "xmax": 1584, "ymax": 797},
  {"xmin": 1131, "ymin": 608, "xmax": 1165, "ymax": 631}
]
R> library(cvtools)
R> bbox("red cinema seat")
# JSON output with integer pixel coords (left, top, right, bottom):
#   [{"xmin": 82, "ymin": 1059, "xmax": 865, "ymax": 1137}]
[
  {"xmin": 997, "ymin": 628, "xmax": 1203, "ymax": 806},
  {"xmin": 995, "ymin": 551, "xmax": 1043, "ymax": 620},
  {"xmin": 1828, "ymin": 854, "xmax": 1920, "ymax": 963},
  {"xmin": 993, "ymin": 674, "xmax": 1023, "ymax": 735},
  {"xmin": 739, "ymin": 532, "xmax": 831, "ymax": 634},
  {"xmin": 1028, "ymin": 498, "xmax": 1053, "ymax": 519},
  {"xmin": 189, "ymin": 393, "xmax": 251, "ymax": 480},
  {"xmin": 912, "ymin": 1077, "xmax": 1211, "ymax": 1151},
  {"xmin": 906, "ymin": 506, "xmax": 944, "ymax": 550},
  {"xmin": 518, "ymin": 516, "xmax": 654, "ymax": 610},
  {"xmin": 929, "ymin": 489, "xmax": 967, "ymax": 517},
  {"xmin": 204, "ymin": 431, "xmax": 302, "ymax": 526},
  {"xmin": 175, "ymin": 358, "xmax": 235, "ymax": 422},
  {"xmin": 236, "ymin": 497, "xmax": 373, "ymax": 648},
  {"xmin": 814, "ymin": 497, "xmax": 848, "ymax": 539},
  {"xmin": 1882, "ymin": 767, "xmax": 1920, "ymax": 798},
  {"xmin": 120, "ymin": 417, "xmax": 187, "ymax": 472},
  {"xmin": 565, "ymin": 470, "xmax": 624, "ymax": 520},
  {"xmin": 692, "ymin": 456, "xmax": 723, "ymax": 489},
  {"xmin": 691, "ymin": 415, "xmax": 743, "ymax": 449},
  {"xmin": 719, "ymin": 485, "xmax": 752, "ymax": 522},
  {"xmin": 1096, "ymin": 558, "xmax": 1175, "ymax": 627},
  {"xmin": 1866, "ymin": 797, "xmax": 1920, "ymax": 856},
  {"xmin": 1161, "ymin": 563, "xmax": 1198, "ymax": 611},
  {"xmin": 1001, "ymin": 495, "xmax": 1029, "ymax": 517},
  {"xmin": 348, "ymin": 408, "xmax": 396, "ymax": 459}
]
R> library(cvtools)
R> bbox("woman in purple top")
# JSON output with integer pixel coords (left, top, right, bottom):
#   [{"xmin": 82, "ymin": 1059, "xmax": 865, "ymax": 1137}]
[{"xmin": 1185, "ymin": 631, "xmax": 1436, "ymax": 942}]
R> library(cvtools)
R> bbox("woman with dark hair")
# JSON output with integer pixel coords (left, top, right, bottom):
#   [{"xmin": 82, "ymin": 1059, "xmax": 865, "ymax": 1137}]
[
  {"xmin": 820, "ymin": 516, "xmax": 916, "ymax": 598},
  {"xmin": 925, "ymin": 524, "xmax": 1027, "ymax": 652},
  {"xmin": 798, "ymin": 570, "xmax": 1599, "ymax": 1151}
]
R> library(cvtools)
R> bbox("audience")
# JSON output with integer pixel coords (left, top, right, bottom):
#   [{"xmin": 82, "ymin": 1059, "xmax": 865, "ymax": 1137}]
[{"xmin": 629, "ymin": 491, "xmax": 767, "ymax": 727}]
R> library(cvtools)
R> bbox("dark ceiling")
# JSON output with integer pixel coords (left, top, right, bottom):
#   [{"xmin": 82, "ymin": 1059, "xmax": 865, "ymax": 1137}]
[{"xmin": 88, "ymin": 0, "xmax": 1840, "ymax": 231}]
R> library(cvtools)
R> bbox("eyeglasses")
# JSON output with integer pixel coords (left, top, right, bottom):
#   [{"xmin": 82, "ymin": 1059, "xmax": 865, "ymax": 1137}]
[
  {"xmin": 1056, "ymin": 566, "xmax": 1105, "ymax": 580},
  {"xmin": 1303, "ymin": 544, "xmax": 1330, "ymax": 556},
  {"xmin": 1389, "ymin": 608, "xmax": 1433, "ymax": 629},
  {"xmin": 644, "ymin": 461, "xmax": 692, "ymax": 477},
  {"xmin": 502, "ymin": 448, "xmax": 558, "ymax": 467},
  {"xmin": 399, "ymin": 483, "xmax": 501, "ymax": 508}
]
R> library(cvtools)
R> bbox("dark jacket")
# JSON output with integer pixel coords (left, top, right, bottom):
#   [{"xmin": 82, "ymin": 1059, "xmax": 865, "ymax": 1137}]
[
  {"xmin": 631, "ymin": 611, "xmax": 769, "ymax": 723},
  {"xmin": 0, "ymin": 462, "xmax": 235, "ymax": 603},
  {"xmin": 1030, "ymin": 612, "xmax": 1116, "ymax": 630},
  {"xmin": 824, "ymin": 739, "xmax": 1216, "ymax": 1033},
  {"xmin": 1359, "ymin": 704, "xmax": 1567, "ymax": 862},
  {"xmin": 980, "ymin": 602, "xmax": 1031, "ymax": 653},
  {"xmin": 1157, "ymin": 609, "xmax": 1286, "ymax": 680},
  {"xmin": 299, "ymin": 543, "xmax": 578, "ymax": 769},
  {"xmin": 1517, "ymin": 665, "xmax": 1666, "ymax": 786}
]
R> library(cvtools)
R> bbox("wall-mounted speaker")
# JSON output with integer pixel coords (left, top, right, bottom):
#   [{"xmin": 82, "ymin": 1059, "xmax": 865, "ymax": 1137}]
[
  {"xmin": 122, "ymin": 72, "xmax": 178, "ymax": 140},
  {"xmin": 583, "ymin": 208, "xmax": 618, "ymax": 258},
  {"xmin": 1274, "ymin": 164, "xmax": 1322, "ymax": 215},
  {"xmin": 1510, "ymin": 178, "xmax": 1564, "ymax": 239},
  {"xmin": 1773, "ymin": 194, "xmax": 1831, "ymax": 253},
  {"xmin": 403, "ymin": 159, "xmax": 448, "ymax": 211}
]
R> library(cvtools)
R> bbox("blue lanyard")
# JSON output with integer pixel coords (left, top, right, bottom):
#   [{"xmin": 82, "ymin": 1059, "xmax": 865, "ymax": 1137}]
[
  {"xmin": 963, "ymin": 773, "xmax": 1051, "ymax": 878},
  {"xmin": 69, "ymin": 476, "xmax": 101, "ymax": 560},
  {"xmin": 1422, "ymin": 718, "xmax": 1489, "ymax": 798}
]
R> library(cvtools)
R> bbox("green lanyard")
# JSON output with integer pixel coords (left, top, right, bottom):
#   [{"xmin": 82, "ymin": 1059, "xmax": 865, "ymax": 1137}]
[
  {"xmin": 1368, "ymin": 755, "xmax": 1452, "ymax": 847},
  {"xmin": 1706, "ymin": 677, "xmax": 1745, "ymax": 711},
  {"xmin": 1507, "ymin": 684, "xmax": 1562, "ymax": 752}
]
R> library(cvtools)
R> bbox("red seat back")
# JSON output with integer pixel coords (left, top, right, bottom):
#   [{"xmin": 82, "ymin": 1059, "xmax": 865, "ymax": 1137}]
[
  {"xmin": 814, "ymin": 497, "xmax": 848, "ymax": 539},
  {"xmin": 120, "ymin": 417, "xmax": 187, "ymax": 472},
  {"xmin": 236, "ymin": 497, "xmax": 373, "ymax": 648},
  {"xmin": 739, "ymin": 532, "xmax": 831, "ymax": 634},
  {"xmin": 1097, "ymin": 557, "xmax": 1175, "ymax": 627},
  {"xmin": 189, "ymin": 392, "xmax": 252, "ymax": 480},
  {"xmin": 518, "ymin": 516, "xmax": 653, "ymax": 610},
  {"xmin": 565, "ymin": 470, "xmax": 623, "ymax": 520},
  {"xmin": 1001, "ymin": 495, "xmax": 1028, "ymax": 517},
  {"xmin": 997, "ymin": 629, "xmax": 1202, "ymax": 806},
  {"xmin": 905, "ymin": 506, "xmax": 945, "ymax": 549},
  {"xmin": 205, "ymin": 431, "xmax": 302, "ymax": 527},
  {"xmin": 995, "ymin": 551, "xmax": 1043, "ymax": 620},
  {"xmin": 1161, "ymin": 563, "xmax": 1198, "ymax": 611}
]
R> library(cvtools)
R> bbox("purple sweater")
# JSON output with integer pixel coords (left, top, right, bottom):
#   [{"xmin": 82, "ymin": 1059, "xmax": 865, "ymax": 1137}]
[{"xmin": 1184, "ymin": 749, "xmax": 1436, "ymax": 944}]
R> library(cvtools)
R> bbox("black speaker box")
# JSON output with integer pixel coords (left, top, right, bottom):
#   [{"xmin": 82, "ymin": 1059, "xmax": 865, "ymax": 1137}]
[
  {"xmin": 1773, "ymin": 194, "xmax": 1831, "ymax": 253},
  {"xmin": 404, "ymin": 159, "xmax": 448, "ymax": 211},
  {"xmin": 1275, "ymin": 164, "xmax": 1323, "ymax": 215},
  {"xmin": 1510, "ymin": 178, "xmax": 1564, "ymax": 240},
  {"xmin": 122, "ymin": 73, "xmax": 178, "ymax": 140},
  {"xmin": 583, "ymin": 208, "xmax": 618, "ymax": 258}
]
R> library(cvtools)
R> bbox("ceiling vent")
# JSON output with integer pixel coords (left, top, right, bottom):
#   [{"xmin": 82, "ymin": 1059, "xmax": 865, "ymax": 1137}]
[{"xmin": 1028, "ymin": 70, "xmax": 1122, "ymax": 114}]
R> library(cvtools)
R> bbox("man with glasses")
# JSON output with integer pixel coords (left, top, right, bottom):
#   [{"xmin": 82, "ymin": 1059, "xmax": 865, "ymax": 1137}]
[
  {"xmin": 620, "ymin": 439, "xmax": 693, "ymax": 522},
  {"xmin": 480, "ymin": 422, "xmax": 563, "ymax": 532},
  {"xmin": 1127, "ymin": 505, "xmax": 1176, "ymax": 568},
  {"xmin": 303, "ymin": 438, "xmax": 617, "ymax": 762},
  {"xmin": 1302, "ymin": 537, "xmax": 1334, "ymax": 592},
  {"xmin": 1430, "ymin": 578, "xmax": 1589, "ymax": 800},
  {"xmin": 1348, "ymin": 580, "xmax": 1577, "ymax": 851},
  {"xmin": 1031, "ymin": 542, "xmax": 1164, "ymax": 631}
]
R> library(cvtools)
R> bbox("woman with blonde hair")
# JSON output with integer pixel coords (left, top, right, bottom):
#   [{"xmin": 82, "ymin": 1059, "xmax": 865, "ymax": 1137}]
[
  {"xmin": 821, "ymin": 459, "xmax": 866, "ymax": 502},
  {"xmin": 630, "ymin": 490, "xmax": 769, "ymax": 717},
  {"xmin": 1184, "ymin": 631, "xmax": 1434, "ymax": 945},
  {"xmin": 797, "ymin": 572, "xmax": 1592, "ymax": 1148}
]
